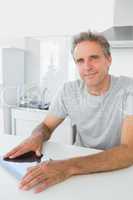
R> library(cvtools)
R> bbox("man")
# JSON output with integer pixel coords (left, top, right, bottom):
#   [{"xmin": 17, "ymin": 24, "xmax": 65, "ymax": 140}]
[{"xmin": 4, "ymin": 31, "xmax": 133, "ymax": 193}]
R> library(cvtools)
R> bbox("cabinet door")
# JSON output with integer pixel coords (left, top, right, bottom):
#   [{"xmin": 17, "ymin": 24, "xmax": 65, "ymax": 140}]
[
  {"xmin": 12, "ymin": 108, "xmax": 73, "ymax": 144},
  {"xmin": 15, "ymin": 119, "xmax": 41, "ymax": 136},
  {"xmin": 11, "ymin": 108, "xmax": 47, "ymax": 136},
  {"xmin": 1, "ymin": 48, "xmax": 24, "ymax": 135},
  {"xmin": 50, "ymin": 117, "xmax": 72, "ymax": 144}
]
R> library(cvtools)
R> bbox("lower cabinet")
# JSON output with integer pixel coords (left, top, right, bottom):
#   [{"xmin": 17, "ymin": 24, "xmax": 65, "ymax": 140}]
[{"xmin": 11, "ymin": 107, "xmax": 73, "ymax": 145}]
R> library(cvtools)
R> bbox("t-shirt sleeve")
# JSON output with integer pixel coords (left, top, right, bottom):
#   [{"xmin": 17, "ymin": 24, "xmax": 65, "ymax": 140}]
[
  {"xmin": 47, "ymin": 84, "xmax": 68, "ymax": 119},
  {"xmin": 123, "ymin": 91, "xmax": 133, "ymax": 116}
]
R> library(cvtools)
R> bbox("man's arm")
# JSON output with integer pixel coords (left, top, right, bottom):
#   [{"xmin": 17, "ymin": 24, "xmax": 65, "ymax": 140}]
[
  {"xmin": 19, "ymin": 116, "xmax": 133, "ymax": 193},
  {"xmin": 32, "ymin": 114, "xmax": 64, "ymax": 140},
  {"xmin": 68, "ymin": 115, "xmax": 133, "ymax": 175}
]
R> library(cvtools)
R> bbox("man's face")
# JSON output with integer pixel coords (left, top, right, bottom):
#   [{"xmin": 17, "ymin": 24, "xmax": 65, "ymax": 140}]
[{"xmin": 73, "ymin": 41, "xmax": 112, "ymax": 87}]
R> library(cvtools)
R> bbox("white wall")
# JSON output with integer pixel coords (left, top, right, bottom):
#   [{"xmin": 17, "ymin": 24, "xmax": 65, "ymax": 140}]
[
  {"xmin": 114, "ymin": 0, "xmax": 133, "ymax": 26},
  {"xmin": 0, "ymin": 37, "xmax": 25, "ymax": 49},
  {"xmin": 0, "ymin": 0, "xmax": 115, "ymax": 84},
  {"xmin": 0, "ymin": 0, "xmax": 115, "ymax": 85},
  {"xmin": 0, "ymin": 0, "xmax": 114, "ymax": 36},
  {"xmin": 110, "ymin": 48, "xmax": 133, "ymax": 77}
]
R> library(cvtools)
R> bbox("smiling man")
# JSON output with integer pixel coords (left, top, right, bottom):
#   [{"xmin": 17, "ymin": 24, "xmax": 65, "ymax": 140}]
[
  {"xmin": 4, "ymin": 31, "xmax": 133, "ymax": 193},
  {"xmin": 73, "ymin": 39, "xmax": 111, "ymax": 95}
]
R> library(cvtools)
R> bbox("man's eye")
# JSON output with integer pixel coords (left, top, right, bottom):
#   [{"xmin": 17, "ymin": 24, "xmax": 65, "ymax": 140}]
[
  {"xmin": 76, "ymin": 59, "xmax": 84, "ymax": 64},
  {"xmin": 91, "ymin": 55, "xmax": 99, "ymax": 59}
]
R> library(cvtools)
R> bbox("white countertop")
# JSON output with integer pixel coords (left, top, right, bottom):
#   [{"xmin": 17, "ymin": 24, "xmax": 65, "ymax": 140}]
[
  {"xmin": 0, "ymin": 134, "xmax": 133, "ymax": 200},
  {"xmin": 11, "ymin": 106, "xmax": 48, "ymax": 113}
]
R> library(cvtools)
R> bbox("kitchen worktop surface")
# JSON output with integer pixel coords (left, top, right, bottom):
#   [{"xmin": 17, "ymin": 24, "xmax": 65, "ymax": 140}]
[{"xmin": 0, "ymin": 134, "xmax": 133, "ymax": 200}]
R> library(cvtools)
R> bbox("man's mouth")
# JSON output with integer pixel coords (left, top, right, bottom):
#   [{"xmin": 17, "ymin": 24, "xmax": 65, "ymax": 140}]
[{"xmin": 85, "ymin": 72, "xmax": 97, "ymax": 78}]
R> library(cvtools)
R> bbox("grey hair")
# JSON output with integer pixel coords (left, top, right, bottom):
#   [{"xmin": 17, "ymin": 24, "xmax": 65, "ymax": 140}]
[{"xmin": 71, "ymin": 31, "xmax": 111, "ymax": 58}]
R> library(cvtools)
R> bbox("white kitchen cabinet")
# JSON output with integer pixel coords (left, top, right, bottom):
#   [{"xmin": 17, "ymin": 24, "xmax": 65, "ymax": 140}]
[
  {"xmin": 0, "ymin": 48, "xmax": 24, "ymax": 134},
  {"xmin": 11, "ymin": 107, "xmax": 73, "ymax": 145},
  {"xmin": 110, "ymin": 48, "xmax": 133, "ymax": 77}
]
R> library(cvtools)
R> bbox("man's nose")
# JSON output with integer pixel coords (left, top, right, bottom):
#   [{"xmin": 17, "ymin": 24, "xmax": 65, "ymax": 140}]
[{"xmin": 84, "ymin": 59, "xmax": 93, "ymax": 71}]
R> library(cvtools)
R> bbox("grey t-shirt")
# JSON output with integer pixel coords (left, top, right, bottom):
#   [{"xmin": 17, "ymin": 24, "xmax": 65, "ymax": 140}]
[{"xmin": 48, "ymin": 75, "xmax": 133, "ymax": 150}]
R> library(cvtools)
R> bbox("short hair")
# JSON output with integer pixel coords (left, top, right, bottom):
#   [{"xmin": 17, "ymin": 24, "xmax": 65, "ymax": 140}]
[{"xmin": 71, "ymin": 31, "xmax": 111, "ymax": 57}]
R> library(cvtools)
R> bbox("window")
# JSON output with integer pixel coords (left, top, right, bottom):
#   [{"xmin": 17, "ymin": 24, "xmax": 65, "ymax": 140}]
[
  {"xmin": 40, "ymin": 38, "xmax": 60, "ymax": 77},
  {"xmin": 40, "ymin": 36, "xmax": 78, "ymax": 84}
]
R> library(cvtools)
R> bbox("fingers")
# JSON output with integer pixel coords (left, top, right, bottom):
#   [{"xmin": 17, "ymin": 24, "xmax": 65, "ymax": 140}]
[
  {"xmin": 4, "ymin": 137, "xmax": 34, "ymax": 159},
  {"xmin": 35, "ymin": 144, "xmax": 43, "ymax": 156},
  {"xmin": 20, "ymin": 170, "xmax": 54, "ymax": 193},
  {"xmin": 4, "ymin": 141, "xmax": 32, "ymax": 159},
  {"xmin": 20, "ymin": 167, "xmax": 46, "ymax": 190},
  {"xmin": 20, "ymin": 166, "xmax": 42, "ymax": 187},
  {"xmin": 4, "ymin": 145, "xmax": 22, "ymax": 158},
  {"xmin": 35, "ymin": 178, "xmax": 54, "ymax": 193},
  {"xmin": 20, "ymin": 175, "xmax": 45, "ymax": 190},
  {"xmin": 9, "ymin": 148, "xmax": 31, "ymax": 158},
  {"xmin": 34, "ymin": 174, "xmax": 63, "ymax": 193},
  {"xmin": 27, "ymin": 165, "xmax": 37, "ymax": 172}
]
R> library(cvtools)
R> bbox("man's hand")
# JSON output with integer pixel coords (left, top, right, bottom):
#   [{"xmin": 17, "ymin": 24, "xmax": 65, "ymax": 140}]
[
  {"xmin": 19, "ymin": 159, "xmax": 72, "ymax": 193},
  {"xmin": 4, "ymin": 132, "xmax": 44, "ymax": 159},
  {"xmin": 4, "ymin": 116, "xmax": 64, "ymax": 159}
]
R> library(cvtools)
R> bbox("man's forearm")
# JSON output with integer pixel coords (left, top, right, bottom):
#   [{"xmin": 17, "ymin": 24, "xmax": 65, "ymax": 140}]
[
  {"xmin": 31, "ymin": 122, "xmax": 52, "ymax": 141},
  {"xmin": 67, "ymin": 144, "xmax": 133, "ymax": 176}
]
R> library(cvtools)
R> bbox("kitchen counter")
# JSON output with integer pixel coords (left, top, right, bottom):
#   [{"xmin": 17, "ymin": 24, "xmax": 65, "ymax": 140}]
[
  {"xmin": 0, "ymin": 134, "xmax": 133, "ymax": 200},
  {"xmin": 12, "ymin": 106, "xmax": 49, "ymax": 113}
]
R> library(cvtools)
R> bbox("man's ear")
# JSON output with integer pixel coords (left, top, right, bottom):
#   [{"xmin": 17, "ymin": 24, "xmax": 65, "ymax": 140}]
[
  {"xmin": 108, "ymin": 55, "xmax": 112, "ymax": 64},
  {"xmin": 107, "ymin": 55, "xmax": 112, "ymax": 69}
]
